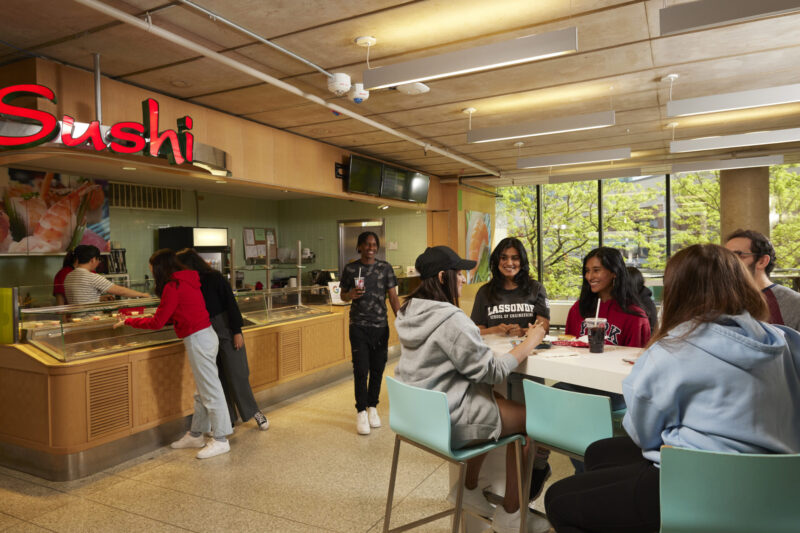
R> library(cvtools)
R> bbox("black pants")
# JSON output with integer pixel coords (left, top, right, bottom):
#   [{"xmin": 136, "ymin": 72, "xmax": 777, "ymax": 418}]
[
  {"xmin": 350, "ymin": 324, "xmax": 389, "ymax": 412},
  {"xmin": 211, "ymin": 313, "xmax": 260, "ymax": 423},
  {"xmin": 544, "ymin": 436, "xmax": 660, "ymax": 533}
]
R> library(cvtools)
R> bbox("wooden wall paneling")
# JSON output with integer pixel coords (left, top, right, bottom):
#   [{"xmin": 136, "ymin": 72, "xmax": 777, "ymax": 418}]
[
  {"xmin": 131, "ymin": 345, "xmax": 194, "ymax": 428},
  {"xmin": 301, "ymin": 316, "xmax": 344, "ymax": 372},
  {"xmin": 49, "ymin": 372, "xmax": 87, "ymax": 448},
  {"xmin": 245, "ymin": 328, "xmax": 279, "ymax": 388},
  {"xmin": 0, "ymin": 368, "xmax": 50, "ymax": 445}
]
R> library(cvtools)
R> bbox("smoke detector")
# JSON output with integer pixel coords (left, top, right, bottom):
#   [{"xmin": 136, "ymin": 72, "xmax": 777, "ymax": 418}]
[
  {"xmin": 396, "ymin": 82, "xmax": 430, "ymax": 95},
  {"xmin": 327, "ymin": 72, "xmax": 351, "ymax": 96},
  {"xmin": 349, "ymin": 83, "xmax": 369, "ymax": 103}
]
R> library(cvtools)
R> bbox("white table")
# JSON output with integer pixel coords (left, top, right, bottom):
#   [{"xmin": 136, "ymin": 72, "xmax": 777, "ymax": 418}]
[{"xmin": 483, "ymin": 334, "xmax": 642, "ymax": 394}]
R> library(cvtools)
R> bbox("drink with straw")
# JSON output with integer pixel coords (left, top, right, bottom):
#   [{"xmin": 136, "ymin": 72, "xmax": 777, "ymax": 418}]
[{"xmin": 585, "ymin": 299, "xmax": 606, "ymax": 353}]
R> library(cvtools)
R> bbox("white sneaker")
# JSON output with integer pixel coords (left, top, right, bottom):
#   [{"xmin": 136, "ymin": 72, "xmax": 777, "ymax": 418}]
[
  {"xmin": 446, "ymin": 484, "xmax": 495, "ymax": 517},
  {"xmin": 170, "ymin": 432, "xmax": 205, "ymax": 449},
  {"xmin": 367, "ymin": 407, "xmax": 381, "ymax": 428},
  {"xmin": 492, "ymin": 506, "xmax": 551, "ymax": 533},
  {"xmin": 356, "ymin": 411, "xmax": 371, "ymax": 435},
  {"xmin": 196, "ymin": 439, "xmax": 230, "ymax": 459}
]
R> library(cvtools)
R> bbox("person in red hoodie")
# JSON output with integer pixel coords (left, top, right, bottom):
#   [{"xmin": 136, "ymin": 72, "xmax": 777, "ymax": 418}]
[{"xmin": 115, "ymin": 249, "xmax": 232, "ymax": 459}]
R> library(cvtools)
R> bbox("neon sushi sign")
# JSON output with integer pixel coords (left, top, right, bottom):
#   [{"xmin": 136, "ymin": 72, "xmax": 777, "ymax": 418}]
[{"xmin": 0, "ymin": 84, "xmax": 193, "ymax": 165}]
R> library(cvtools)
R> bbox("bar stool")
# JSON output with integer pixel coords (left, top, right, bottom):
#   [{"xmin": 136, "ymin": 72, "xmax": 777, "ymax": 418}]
[
  {"xmin": 521, "ymin": 379, "xmax": 614, "ymax": 528},
  {"xmin": 383, "ymin": 376, "xmax": 527, "ymax": 533}
]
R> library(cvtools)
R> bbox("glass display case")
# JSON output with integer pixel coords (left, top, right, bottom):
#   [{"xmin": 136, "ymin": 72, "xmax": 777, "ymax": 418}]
[
  {"xmin": 18, "ymin": 294, "xmax": 176, "ymax": 362},
  {"xmin": 13, "ymin": 284, "xmax": 332, "ymax": 362},
  {"xmin": 235, "ymin": 285, "xmax": 332, "ymax": 326}
]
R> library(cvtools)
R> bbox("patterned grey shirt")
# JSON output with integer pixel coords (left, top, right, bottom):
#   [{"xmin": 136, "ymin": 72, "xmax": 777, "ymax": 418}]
[{"xmin": 340, "ymin": 260, "xmax": 397, "ymax": 327}]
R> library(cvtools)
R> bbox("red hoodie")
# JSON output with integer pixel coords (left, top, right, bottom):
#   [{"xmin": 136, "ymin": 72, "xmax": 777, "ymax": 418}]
[{"xmin": 125, "ymin": 270, "xmax": 211, "ymax": 338}]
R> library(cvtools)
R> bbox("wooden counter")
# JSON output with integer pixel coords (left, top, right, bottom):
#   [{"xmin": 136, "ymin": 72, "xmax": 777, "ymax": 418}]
[{"xmin": 0, "ymin": 311, "xmax": 347, "ymax": 479}]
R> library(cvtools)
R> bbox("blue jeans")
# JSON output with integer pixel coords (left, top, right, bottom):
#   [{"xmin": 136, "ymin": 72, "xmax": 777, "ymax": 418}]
[{"xmin": 185, "ymin": 326, "xmax": 233, "ymax": 439}]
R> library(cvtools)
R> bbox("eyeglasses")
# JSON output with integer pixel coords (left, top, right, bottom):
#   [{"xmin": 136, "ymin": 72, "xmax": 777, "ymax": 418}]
[{"xmin": 731, "ymin": 251, "xmax": 758, "ymax": 258}]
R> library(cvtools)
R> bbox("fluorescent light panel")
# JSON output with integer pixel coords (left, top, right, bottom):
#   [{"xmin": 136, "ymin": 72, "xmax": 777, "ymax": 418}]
[
  {"xmin": 517, "ymin": 148, "xmax": 631, "ymax": 169},
  {"xmin": 467, "ymin": 110, "xmax": 615, "ymax": 144},
  {"xmin": 667, "ymin": 83, "xmax": 800, "ymax": 117},
  {"xmin": 670, "ymin": 128, "xmax": 800, "ymax": 153},
  {"xmin": 671, "ymin": 155, "xmax": 783, "ymax": 173},
  {"xmin": 362, "ymin": 27, "xmax": 577, "ymax": 90},
  {"xmin": 660, "ymin": 0, "xmax": 800, "ymax": 35},
  {"xmin": 548, "ymin": 167, "xmax": 643, "ymax": 184}
]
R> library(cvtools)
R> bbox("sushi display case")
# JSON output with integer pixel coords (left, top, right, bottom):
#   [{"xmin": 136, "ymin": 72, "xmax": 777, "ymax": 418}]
[
  {"xmin": 18, "ymin": 295, "xmax": 175, "ymax": 362},
  {"xmin": 235, "ymin": 285, "xmax": 332, "ymax": 326}
]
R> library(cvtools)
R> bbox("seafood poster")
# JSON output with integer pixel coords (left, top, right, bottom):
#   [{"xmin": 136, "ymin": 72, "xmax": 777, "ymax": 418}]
[
  {"xmin": 1, "ymin": 168, "xmax": 110, "ymax": 254},
  {"xmin": 465, "ymin": 210, "xmax": 491, "ymax": 284}
]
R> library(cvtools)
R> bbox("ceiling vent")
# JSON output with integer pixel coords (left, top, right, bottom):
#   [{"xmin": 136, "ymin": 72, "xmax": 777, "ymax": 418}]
[{"xmin": 110, "ymin": 182, "xmax": 182, "ymax": 211}]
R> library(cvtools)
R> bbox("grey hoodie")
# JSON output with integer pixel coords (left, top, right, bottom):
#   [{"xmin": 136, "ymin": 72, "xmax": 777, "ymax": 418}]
[{"xmin": 394, "ymin": 298, "xmax": 519, "ymax": 448}]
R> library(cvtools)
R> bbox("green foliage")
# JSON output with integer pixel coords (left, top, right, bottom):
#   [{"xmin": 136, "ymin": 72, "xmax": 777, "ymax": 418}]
[
  {"xmin": 671, "ymin": 171, "xmax": 720, "ymax": 251},
  {"xmin": 770, "ymin": 165, "xmax": 800, "ymax": 269}
]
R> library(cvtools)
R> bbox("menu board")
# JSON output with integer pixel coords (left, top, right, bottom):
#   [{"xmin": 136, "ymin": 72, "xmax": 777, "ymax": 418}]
[{"xmin": 243, "ymin": 227, "xmax": 276, "ymax": 263}]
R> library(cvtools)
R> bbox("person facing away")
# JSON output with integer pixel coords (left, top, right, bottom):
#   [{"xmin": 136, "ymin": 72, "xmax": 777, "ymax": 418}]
[
  {"xmin": 339, "ymin": 231, "xmax": 401, "ymax": 435},
  {"xmin": 64, "ymin": 244, "xmax": 149, "ymax": 305},
  {"xmin": 626, "ymin": 266, "xmax": 658, "ymax": 332},
  {"xmin": 565, "ymin": 247, "xmax": 651, "ymax": 348},
  {"xmin": 53, "ymin": 249, "xmax": 77, "ymax": 305},
  {"xmin": 471, "ymin": 237, "xmax": 550, "ymax": 337},
  {"xmin": 725, "ymin": 228, "xmax": 800, "ymax": 331},
  {"xmin": 177, "ymin": 248, "xmax": 269, "ymax": 431},
  {"xmin": 115, "ymin": 249, "xmax": 233, "ymax": 459},
  {"xmin": 395, "ymin": 245, "xmax": 550, "ymax": 533},
  {"xmin": 544, "ymin": 243, "xmax": 800, "ymax": 533}
]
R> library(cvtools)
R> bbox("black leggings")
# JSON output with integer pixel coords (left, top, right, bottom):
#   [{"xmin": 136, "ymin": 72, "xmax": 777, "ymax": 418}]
[{"xmin": 544, "ymin": 436, "xmax": 660, "ymax": 533}]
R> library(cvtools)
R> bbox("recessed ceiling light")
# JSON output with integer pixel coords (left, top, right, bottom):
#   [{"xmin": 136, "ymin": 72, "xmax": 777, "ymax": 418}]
[
  {"xmin": 122, "ymin": 166, "xmax": 136, "ymax": 171},
  {"xmin": 215, "ymin": 180, "xmax": 227, "ymax": 184},
  {"xmin": 378, "ymin": 204, "xmax": 389, "ymax": 210},
  {"xmin": 170, "ymin": 80, "xmax": 190, "ymax": 88}
]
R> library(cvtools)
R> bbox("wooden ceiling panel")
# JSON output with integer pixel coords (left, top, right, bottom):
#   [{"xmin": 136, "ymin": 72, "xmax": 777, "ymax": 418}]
[
  {"xmin": 245, "ymin": 104, "xmax": 343, "ymax": 129},
  {"xmin": 190, "ymin": 83, "xmax": 323, "ymax": 116}
]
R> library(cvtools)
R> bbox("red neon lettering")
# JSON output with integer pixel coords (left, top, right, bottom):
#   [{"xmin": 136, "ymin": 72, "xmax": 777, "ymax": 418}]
[
  {"xmin": 177, "ymin": 115, "xmax": 193, "ymax": 163},
  {"xmin": 109, "ymin": 121, "xmax": 146, "ymax": 154},
  {"xmin": 0, "ymin": 84, "xmax": 59, "ymax": 149},
  {"xmin": 142, "ymin": 98, "xmax": 184, "ymax": 165},
  {"xmin": 60, "ymin": 116, "xmax": 107, "ymax": 151}
]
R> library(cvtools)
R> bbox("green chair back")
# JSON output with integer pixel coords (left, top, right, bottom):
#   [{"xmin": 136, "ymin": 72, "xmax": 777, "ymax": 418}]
[
  {"xmin": 522, "ymin": 379, "xmax": 613, "ymax": 456},
  {"xmin": 660, "ymin": 446, "xmax": 800, "ymax": 533},
  {"xmin": 386, "ymin": 376, "xmax": 453, "ymax": 458}
]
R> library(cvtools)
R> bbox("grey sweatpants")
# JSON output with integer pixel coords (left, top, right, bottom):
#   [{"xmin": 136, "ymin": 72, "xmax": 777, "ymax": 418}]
[{"xmin": 185, "ymin": 326, "xmax": 233, "ymax": 438}]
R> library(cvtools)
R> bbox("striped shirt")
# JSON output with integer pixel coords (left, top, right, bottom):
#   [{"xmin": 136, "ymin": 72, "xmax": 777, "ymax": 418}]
[{"xmin": 64, "ymin": 268, "xmax": 114, "ymax": 305}]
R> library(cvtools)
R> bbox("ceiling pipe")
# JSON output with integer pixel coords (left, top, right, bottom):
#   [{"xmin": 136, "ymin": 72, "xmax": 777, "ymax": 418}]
[
  {"xmin": 72, "ymin": 0, "xmax": 499, "ymax": 177},
  {"xmin": 177, "ymin": 0, "xmax": 334, "ymax": 78}
]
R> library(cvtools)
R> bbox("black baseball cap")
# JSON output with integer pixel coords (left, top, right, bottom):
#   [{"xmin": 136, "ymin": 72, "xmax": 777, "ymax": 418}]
[{"xmin": 415, "ymin": 246, "xmax": 476, "ymax": 279}]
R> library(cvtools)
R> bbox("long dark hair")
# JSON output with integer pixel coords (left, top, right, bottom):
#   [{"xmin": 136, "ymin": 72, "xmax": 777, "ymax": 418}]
[
  {"xmin": 487, "ymin": 237, "xmax": 533, "ymax": 298},
  {"xmin": 400, "ymin": 269, "xmax": 460, "ymax": 313},
  {"xmin": 650, "ymin": 244, "xmax": 769, "ymax": 346},
  {"xmin": 150, "ymin": 248, "xmax": 188, "ymax": 297},
  {"xmin": 176, "ymin": 248, "xmax": 215, "ymax": 274},
  {"xmin": 578, "ymin": 247, "xmax": 643, "ymax": 319}
]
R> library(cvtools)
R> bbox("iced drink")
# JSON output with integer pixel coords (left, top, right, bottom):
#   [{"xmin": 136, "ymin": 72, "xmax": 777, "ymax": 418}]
[
  {"xmin": 355, "ymin": 277, "xmax": 365, "ymax": 291},
  {"xmin": 584, "ymin": 317, "xmax": 608, "ymax": 353}
]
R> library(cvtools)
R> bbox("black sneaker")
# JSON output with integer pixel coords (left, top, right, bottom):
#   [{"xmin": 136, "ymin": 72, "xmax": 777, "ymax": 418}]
[
  {"xmin": 253, "ymin": 411, "xmax": 269, "ymax": 431},
  {"xmin": 529, "ymin": 463, "xmax": 552, "ymax": 503}
]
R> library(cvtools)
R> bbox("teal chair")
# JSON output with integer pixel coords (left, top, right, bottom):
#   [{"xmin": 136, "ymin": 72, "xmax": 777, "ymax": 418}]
[
  {"xmin": 521, "ymin": 379, "xmax": 614, "ymax": 514},
  {"xmin": 660, "ymin": 446, "xmax": 800, "ymax": 533},
  {"xmin": 383, "ymin": 376, "xmax": 527, "ymax": 533}
]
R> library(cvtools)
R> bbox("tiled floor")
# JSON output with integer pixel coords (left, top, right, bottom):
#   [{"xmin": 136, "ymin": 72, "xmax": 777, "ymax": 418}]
[{"xmin": 0, "ymin": 362, "xmax": 571, "ymax": 532}]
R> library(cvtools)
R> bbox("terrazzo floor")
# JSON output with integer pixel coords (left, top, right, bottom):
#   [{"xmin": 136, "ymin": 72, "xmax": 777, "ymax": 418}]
[{"xmin": 0, "ymin": 361, "xmax": 571, "ymax": 532}]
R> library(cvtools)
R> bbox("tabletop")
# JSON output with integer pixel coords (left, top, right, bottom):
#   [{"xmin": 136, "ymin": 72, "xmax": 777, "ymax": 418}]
[{"xmin": 484, "ymin": 334, "xmax": 643, "ymax": 394}]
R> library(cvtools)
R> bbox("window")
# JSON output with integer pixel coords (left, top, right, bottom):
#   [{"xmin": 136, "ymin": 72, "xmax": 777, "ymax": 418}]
[{"xmin": 670, "ymin": 171, "xmax": 720, "ymax": 253}]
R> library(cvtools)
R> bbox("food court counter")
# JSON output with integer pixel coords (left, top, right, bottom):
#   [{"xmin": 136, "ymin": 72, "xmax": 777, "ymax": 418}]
[{"xmin": 0, "ymin": 287, "xmax": 349, "ymax": 481}]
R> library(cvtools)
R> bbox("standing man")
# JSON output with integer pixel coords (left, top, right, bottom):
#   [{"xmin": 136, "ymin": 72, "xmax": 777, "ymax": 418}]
[
  {"xmin": 340, "ymin": 231, "xmax": 401, "ymax": 435},
  {"xmin": 64, "ymin": 245, "xmax": 150, "ymax": 304},
  {"xmin": 725, "ymin": 228, "xmax": 800, "ymax": 330}
]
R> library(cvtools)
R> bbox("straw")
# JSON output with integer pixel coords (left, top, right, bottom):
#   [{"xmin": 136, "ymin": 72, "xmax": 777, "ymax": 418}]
[
  {"xmin": 358, "ymin": 267, "xmax": 361, "ymax": 278},
  {"xmin": 594, "ymin": 298, "xmax": 601, "ymax": 321}
]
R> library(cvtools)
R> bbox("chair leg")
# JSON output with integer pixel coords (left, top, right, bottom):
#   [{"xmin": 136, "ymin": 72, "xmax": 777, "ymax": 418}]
[
  {"xmin": 383, "ymin": 436, "xmax": 402, "ymax": 533},
  {"xmin": 515, "ymin": 439, "xmax": 526, "ymax": 533},
  {"xmin": 451, "ymin": 462, "xmax": 467, "ymax": 533}
]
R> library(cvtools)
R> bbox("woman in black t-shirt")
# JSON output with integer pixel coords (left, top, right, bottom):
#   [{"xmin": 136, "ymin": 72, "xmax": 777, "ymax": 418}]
[{"xmin": 470, "ymin": 237, "xmax": 550, "ymax": 337}]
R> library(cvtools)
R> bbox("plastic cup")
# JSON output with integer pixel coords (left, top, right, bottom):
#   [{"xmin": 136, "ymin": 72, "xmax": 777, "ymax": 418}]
[
  {"xmin": 584, "ymin": 317, "xmax": 608, "ymax": 353},
  {"xmin": 355, "ymin": 277, "xmax": 365, "ymax": 291}
]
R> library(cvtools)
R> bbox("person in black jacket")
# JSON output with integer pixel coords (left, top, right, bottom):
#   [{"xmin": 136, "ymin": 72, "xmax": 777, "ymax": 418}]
[
  {"xmin": 627, "ymin": 266, "xmax": 658, "ymax": 333},
  {"xmin": 178, "ymin": 248, "xmax": 269, "ymax": 431}
]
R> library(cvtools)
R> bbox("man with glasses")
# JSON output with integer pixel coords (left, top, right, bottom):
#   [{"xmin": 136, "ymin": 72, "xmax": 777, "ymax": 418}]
[{"xmin": 724, "ymin": 229, "xmax": 800, "ymax": 331}]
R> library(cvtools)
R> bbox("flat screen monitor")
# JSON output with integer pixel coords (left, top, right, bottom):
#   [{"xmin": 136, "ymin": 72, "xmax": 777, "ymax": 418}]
[
  {"xmin": 380, "ymin": 165, "xmax": 407, "ymax": 201},
  {"xmin": 347, "ymin": 156, "xmax": 383, "ymax": 196},
  {"xmin": 406, "ymin": 172, "xmax": 430, "ymax": 203}
]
